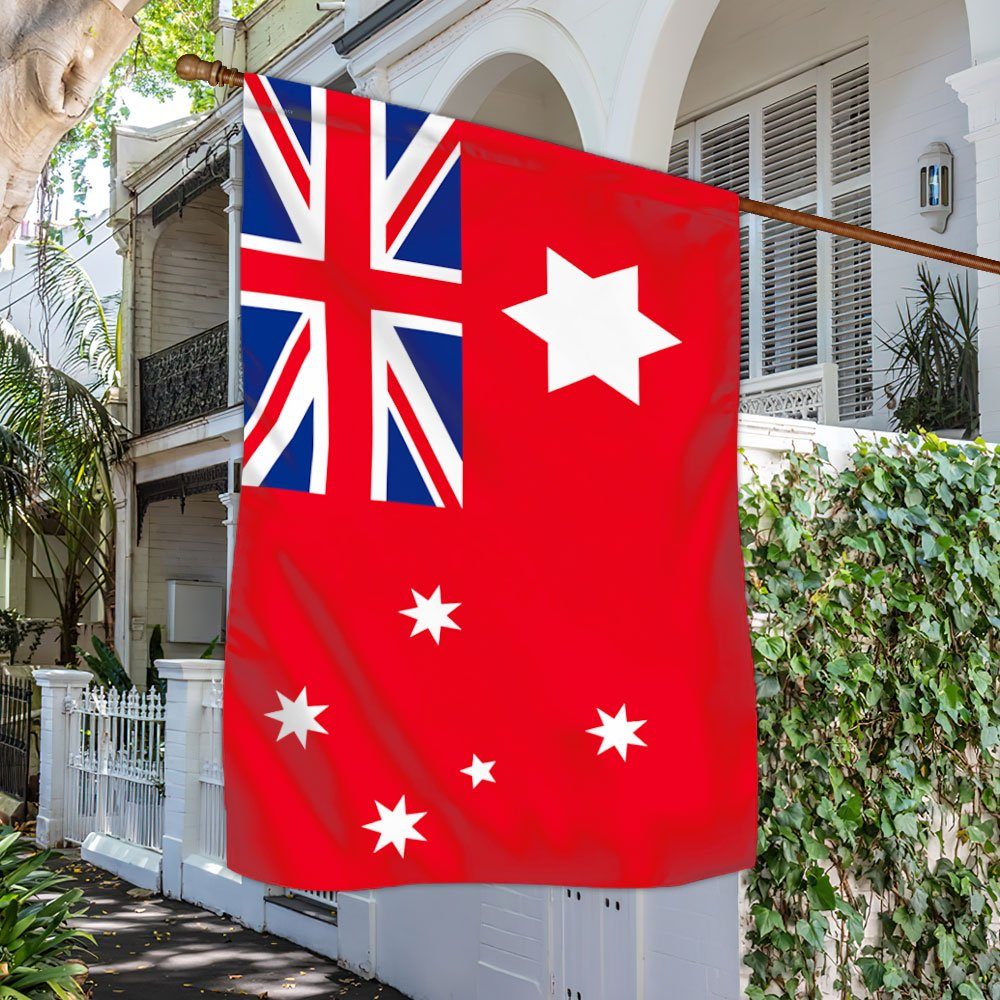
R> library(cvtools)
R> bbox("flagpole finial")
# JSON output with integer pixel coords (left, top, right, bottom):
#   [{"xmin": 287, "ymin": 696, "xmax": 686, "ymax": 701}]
[{"xmin": 175, "ymin": 54, "xmax": 245, "ymax": 88}]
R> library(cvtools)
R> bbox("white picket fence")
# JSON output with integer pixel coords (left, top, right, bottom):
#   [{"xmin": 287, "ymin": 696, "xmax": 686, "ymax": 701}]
[
  {"xmin": 64, "ymin": 686, "xmax": 165, "ymax": 851},
  {"xmin": 37, "ymin": 656, "xmax": 743, "ymax": 1000},
  {"xmin": 193, "ymin": 677, "xmax": 334, "ymax": 909},
  {"xmin": 198, "ymin": 678, "xmax": 226, "ymax": 862}
]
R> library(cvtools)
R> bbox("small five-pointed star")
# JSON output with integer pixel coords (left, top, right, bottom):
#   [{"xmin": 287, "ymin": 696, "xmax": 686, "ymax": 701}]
[
  {"xmin": 400, "ymin": 585, "xmax": 461, "ymax": 643},
  {"xmin": 586, "ymin": 704, "xmax": 647, "ymax": 761},
  {"xmin": 503, "ymin": 248, "xmax": 680, "ymax": 404},
  {"xmin": 460, "ymin": 754, "xmax": 496, "ymax": 788},
  {"xmin": 265, "ymin": 688, "xmax": 329, "ymax": 748},
  {"xmin": 362, "ymin": 796, "xmax": 427, "ymax": 857}
]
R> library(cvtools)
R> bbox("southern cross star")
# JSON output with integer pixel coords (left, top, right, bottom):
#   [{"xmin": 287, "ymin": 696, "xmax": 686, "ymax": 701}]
[
  {"xmin": 460, "ymin": 754, "xmax": 496, "ymax": 788},
  {"xmin": 503, "ymin": 249, "xmax": 680, "ymax": 404},
  {"xmin": 400, "ymin": 585, "xmax": 461, "ymax": 643},
  {"xmin": 265, "ymin": 688, "xmax": 329, "ymax": 748},
  {"xmin": 363, "ymin": 795, "xmax": 427, "ymax": 857},
  {"xmin": 586, "ymin": 704, "xmax": 647, "ymax": 761}
]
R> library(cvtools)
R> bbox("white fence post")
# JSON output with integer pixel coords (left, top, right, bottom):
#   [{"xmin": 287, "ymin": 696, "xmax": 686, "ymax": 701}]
[
  {"xmin": 35, "ymin": 669, "xmax": 93, "ymax": 848},
  {"xmin": 158, "ymin": 658, "xmax": 223, "ymax": 900}
]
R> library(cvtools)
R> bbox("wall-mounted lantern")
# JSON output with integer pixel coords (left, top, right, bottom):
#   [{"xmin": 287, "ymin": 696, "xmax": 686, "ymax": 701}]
[{"xmin": 918, "ymin": 141, "xmax": 953, "ymax": 233}]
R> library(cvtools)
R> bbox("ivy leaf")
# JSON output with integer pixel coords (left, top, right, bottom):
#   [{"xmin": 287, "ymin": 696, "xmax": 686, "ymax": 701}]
[
  {"xmin": 754, "ymin": 635, "xmax": 786, "ymax": 662},
  {"xmin": 775, "ymin": 516, "xmax": 801, "ymax": 551},
  {"xmin": 857, "ymin": 957, "xmax": 884, "ymax": 990},
  {"xmin": 883, "ymin": 965, "xmax": 905, "ymax": 990},
  {"xmin": 892, "ymin": 906, "xmax": 924, "ymax": 946},
  {"xmin": 751, "ymin": 904, "xmax": 784, "ymax": 939},
  {"xmin": 806, "ymin": 870, "xmax": 836, "ymax": 911},
  {"xmin": 893, "ymin": 813, "xmax": 919, "ymax": 839},
  {"xmin": 795, "ymin": 916, "xmax": 826, "ymax": 952},
  {"xmin": 802, "ymin": 835, "xmax": 829, "ymax": 861},
  {"xmin": 958, "ymin": 984, "xmax": 985, "ymax": 1000},
  {"xmin": 755, "ymin": 673, "xmax": 781, "ymax": 701},
  {"xmin": 934, "ymin": 926, "xmax": 957, "ymax": 970},
  {"xmin": 837, "ymin": 793, "xmax": 862, "ymax": 825}
]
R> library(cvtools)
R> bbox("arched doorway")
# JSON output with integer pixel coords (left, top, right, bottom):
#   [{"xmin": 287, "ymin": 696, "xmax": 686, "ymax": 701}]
[
  {"xmin": 965, "ymin": 0, "xmax": 1000, "ymax": 63},
  {"xmin": 440, "ymin": 54, "xmax": 583, "ymax": 149},
  {"xmin": 418, "ymin": 7, "xmax": 603, "ymax": 150}
]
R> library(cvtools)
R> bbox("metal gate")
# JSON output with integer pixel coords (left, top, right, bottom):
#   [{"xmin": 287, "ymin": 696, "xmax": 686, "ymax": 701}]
[
  {"xmin": 64, "ymin": 687, "xmax": 165, "ymax": 850},
  {"xmin": 0, "ymin": 676, "xmax": 32, "ymax": 805}
]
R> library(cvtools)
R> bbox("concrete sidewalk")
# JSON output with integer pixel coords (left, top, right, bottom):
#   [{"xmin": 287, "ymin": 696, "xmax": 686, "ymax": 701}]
[{"xmin": 53, "ymin": 856, "xmax": 408, "ymax": 999}]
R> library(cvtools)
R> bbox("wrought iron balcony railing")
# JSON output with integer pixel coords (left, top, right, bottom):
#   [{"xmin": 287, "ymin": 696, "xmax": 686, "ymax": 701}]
[{"xmin": 139, "ymin": 322, "xmax": 229, "ymax": 434}]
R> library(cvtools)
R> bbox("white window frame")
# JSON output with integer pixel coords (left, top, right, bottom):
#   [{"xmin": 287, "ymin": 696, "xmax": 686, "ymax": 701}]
[{"xmin": 671, "ymin": 47, "xmax": 871, "ymax": 392}]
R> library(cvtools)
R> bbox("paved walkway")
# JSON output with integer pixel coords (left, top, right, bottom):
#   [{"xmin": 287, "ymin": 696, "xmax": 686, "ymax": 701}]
[{"xmin": 53, "ymin": 855, "xmax": 408, "ymax": 999}]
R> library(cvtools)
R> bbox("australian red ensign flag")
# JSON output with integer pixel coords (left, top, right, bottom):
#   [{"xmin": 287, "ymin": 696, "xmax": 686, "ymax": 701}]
[{"xmin": 225, "ymin": 73, "xmax": 757, "ymax": 889}]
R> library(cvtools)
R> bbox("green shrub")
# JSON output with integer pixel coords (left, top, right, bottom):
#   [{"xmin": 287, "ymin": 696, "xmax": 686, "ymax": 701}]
[
  {"xmin": 741, "ymin": 433, "xmax": 999, "ymax": 999},
  {"xmin": 0, "ymin": 829, "xmax": 93, "ymax": 998}
]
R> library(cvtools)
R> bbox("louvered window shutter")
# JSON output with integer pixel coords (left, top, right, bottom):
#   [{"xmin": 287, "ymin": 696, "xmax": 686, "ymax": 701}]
[
  {"xmin": 831, "ymin": 64, "xmax": 872, "ymax": 419},
  {"xmin": 762, "ymin": 88, "xmax": 818, "ymax": 202},
  {"xmin": 761, "ymin": 213, "xmax": 819, "ymax": 374},
  {"xmin": 832, "ymin": 189, "xmax": 872, "ymax": 420},
  {"xmin": 831, "ymin": 65, "xmax": 870, "ymax": 183},
  {"xmin": 700, "ymin": 117, "xmax": 751, "ymax": 198},
  {"xmin": 760, "ymin": 87, "xmax": 819, "ymax": 376},
  {"xmin": 681, "ymin": 52, "xmax": 872, "ymax": 419},
  {"xmin": 740, "ymin": 226, "xmax": 750, "ymax": 380},
  {"xmin": 668, "ymin": 139, "xmax": 690, "ymax": 179}
]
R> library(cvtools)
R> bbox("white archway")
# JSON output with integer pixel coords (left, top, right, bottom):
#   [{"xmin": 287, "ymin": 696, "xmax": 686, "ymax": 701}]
[
  {"xmin": 441, "ymin": 55, "xmax": 582, "ymax": 149},
  {"xmin": 419, "ymin": 7, "xmax": 604, "ymax": 152},
  {"xmin": 605, "ymin": 0, "xmax": 721, "ymax": 168},
  {"xmin": 965, "ymin": 0, "xmax": 1000, "ymax": 64}
]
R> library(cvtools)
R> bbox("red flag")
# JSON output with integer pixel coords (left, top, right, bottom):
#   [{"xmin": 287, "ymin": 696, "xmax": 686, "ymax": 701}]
[{"xmin": 225, "ymin": 74, "xmax": 757, "ymax": 889}]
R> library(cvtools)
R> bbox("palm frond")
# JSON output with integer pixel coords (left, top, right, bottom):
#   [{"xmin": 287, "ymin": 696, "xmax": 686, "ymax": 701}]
[
  {"xmin": 28, "ymin": 240, "xmax": 120, "ymax": 393},
  {"xmin": 0, "ymin": 320, "xmax": 127, "ymax": 476}
]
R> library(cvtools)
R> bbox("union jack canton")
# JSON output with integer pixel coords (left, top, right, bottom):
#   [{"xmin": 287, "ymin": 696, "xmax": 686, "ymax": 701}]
[{"xmin": 241, "ymin": 74, "xmax": 463, "ymax": 508}]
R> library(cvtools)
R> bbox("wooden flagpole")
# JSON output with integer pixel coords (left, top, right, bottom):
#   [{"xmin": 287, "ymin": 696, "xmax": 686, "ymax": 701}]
[{"xmin": 176, "ymin": 53, "xmax": 1000, "ymax": 277}]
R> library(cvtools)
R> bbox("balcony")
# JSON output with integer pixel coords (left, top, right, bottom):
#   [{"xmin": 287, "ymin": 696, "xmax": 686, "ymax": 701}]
[
  {"xmin": 139, "ymin": 323, "xmax": 229, "ymax": 435},
  {"xmin": 739, "ymin": 363, "xmax": 839, "ymax": 424}
]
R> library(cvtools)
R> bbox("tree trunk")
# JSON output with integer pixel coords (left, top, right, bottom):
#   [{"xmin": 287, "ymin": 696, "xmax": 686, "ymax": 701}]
[
  {"xmin": 0, "ymin": 1, "xmax": 143, "ymax": 253},
  {"xmin": 58, "ymin": 579, "xmax": 84, "ymax": 665}
]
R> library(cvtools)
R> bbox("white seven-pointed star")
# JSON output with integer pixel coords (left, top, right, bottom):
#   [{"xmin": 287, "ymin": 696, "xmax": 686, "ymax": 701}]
[
  {"xmin": 265, "ymin": 688, "xmax": 329, "ymax": 748},
  {"xmin": 503, "ymin": 249, "xmax": 680, "ymax": 404},
  {"xmin": 586, "ymin": 704, "xmax": 647, "ymax": 761},
  {"xmin": 460, "ymin": 754, "xmax": 496, "ymax": 788},
  {"xmin": 362, "ymin": 796, "xmax": 427, "ymax": 857},
  {"xmin": 399, "ymin": 586, "xmax": 461, "ymax": 643}
]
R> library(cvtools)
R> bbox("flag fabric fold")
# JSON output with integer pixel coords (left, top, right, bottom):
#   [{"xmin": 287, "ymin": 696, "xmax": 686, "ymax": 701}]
[{"xmin": 225, "ymin": 74, "xmax": 757, "ymax": 890}]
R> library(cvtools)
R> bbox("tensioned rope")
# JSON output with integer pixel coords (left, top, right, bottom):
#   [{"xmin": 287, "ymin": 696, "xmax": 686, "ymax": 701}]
[{"xmin": 175, "ymin": 54, "xmax": 1000, "ymax": 278}]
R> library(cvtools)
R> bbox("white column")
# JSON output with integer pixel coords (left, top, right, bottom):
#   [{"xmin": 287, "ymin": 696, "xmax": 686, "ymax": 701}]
[
  {"xmin": 219, "ymin": 492, "xmax": 240, "ymax": 614},
  {"xmin": 35, "ymin": 668, "xmax": 93, "ymax": 848},
  {"xmin": 949, "ymin": 59, "xmax": 1000, "ymax": 441},
  {"xmin": 338, "ymin": 890, "xmax": 377, "ymax": 977},
  {"xmin": 112, "ymin": 464, "xmax": 134, "ymax": 677},
  {"xmin": 222, "ymin": 136, "xmax": 244, "ymax": 409},
  {"xmin": 158, "ymin": 658, "xmax": 223, "ymax": 899}
]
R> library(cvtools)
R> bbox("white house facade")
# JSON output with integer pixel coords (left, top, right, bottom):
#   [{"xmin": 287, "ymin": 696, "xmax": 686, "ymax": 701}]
[
  {"xmin": 93, "ymin": 0, "xmax": 1000, "ymax": 997},
  {"xmin": 0, "ymin": 213, "xmax": 122, "ymax": 655}
]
